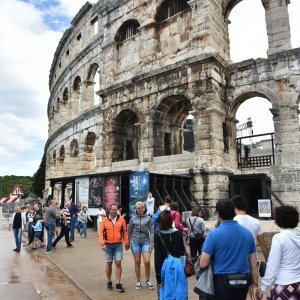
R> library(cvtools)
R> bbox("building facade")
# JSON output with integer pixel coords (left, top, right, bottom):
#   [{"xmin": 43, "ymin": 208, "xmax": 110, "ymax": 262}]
[{"xmin": 45, "ymin": 0, "xmax": 300, "ymax": 212}]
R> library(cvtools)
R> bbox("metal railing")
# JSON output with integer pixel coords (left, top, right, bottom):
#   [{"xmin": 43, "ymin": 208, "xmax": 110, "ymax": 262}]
[{"xmin": 236, "ymin": 132, "xmax": 275, "ymax": 169}]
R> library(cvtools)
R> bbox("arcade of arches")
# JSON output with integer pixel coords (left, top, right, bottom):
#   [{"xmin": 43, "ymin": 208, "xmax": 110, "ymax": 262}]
[{"xmin": 46, "ymin": 0, "xmax": 300, "ymax": 210}]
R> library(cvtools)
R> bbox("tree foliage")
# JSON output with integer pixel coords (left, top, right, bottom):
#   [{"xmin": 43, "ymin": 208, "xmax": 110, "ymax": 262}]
[
  {"xmin": 32, "ymin": 153, "xmax": 46, "ymax": 198},
  {"xmin": 0, "ymin": 175, "xmax": 33, "ymax": 198}
]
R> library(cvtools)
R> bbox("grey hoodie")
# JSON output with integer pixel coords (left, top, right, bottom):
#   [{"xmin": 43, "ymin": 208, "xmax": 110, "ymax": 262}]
[{"xmin": 128, "ymin": 214, "xmax": 154, "ymax": 245}]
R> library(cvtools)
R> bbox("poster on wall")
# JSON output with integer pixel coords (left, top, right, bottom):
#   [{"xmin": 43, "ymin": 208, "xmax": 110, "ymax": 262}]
[
  {"xmin": 129, "ymin": 171, "xmax": 149, "ymax": 217},
  {"xmin": 104, "ymin": 175, "xmax": 121, "ymax": 211},
  {"xmin": 258, "ymin": 199, "xmax": 272, "ymax": 218},
  {"xmin": 89, "ymin": 176, "xmax": 104, "ymax": 208},
  {"xmin": 75, "ymin": 177, "xmax": 89, "ymax": 206}
]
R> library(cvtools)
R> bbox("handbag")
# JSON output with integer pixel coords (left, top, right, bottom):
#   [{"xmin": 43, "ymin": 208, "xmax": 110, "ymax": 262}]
[{"xmin": 158, "ymin": 232, "xmax": 194, "ymax": 277}]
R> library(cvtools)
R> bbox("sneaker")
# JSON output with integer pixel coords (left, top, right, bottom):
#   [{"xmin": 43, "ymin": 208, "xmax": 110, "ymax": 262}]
[
  {"xmin": 146, "ymin": 280, "xmax": 154, "ymax": 290},
  {"xmin": 136, "ymin": 282, "xmax": 142, "ymax": 290},
  {"xmin": 13, "ymin": 248, "xmax": 18, "ymax": 251},
  {"xmin": 45, "ymin": 250, "xmax": 53, "ymax": 254},
  {"xmin": 107, "ymin": 282, "xmax": 113, "ymax": 290},
  {"xmin": 67, "ymin": 244, "xmax": 74, "ymax": 248},
  {"xmin": 116, "ymin": 283, "xmax": 125, "ymax": 293},
  {"xmin": 15, "ymin": 249, "xmax": 20, "ymax": 253}
]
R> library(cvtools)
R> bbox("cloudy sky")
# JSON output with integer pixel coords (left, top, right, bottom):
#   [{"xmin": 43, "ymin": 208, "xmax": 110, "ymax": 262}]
[{"xmin": 0, "ymin": 0, "xmax": 299, "ymax": 176}]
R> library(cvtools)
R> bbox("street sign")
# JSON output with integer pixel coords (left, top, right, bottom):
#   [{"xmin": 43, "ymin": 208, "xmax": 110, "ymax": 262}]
[{"xmin": 10, "ymin": 184, "xmax": 24, "ymax": 197}]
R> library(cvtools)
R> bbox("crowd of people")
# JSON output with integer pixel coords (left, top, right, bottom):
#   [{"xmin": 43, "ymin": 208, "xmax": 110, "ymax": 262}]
[{"xmin": 8, "ymin": 194, "xmax": 300, "ymax": 300}]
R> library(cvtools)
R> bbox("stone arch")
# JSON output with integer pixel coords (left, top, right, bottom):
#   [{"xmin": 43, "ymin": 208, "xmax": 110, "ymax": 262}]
[
  {"xmin": 115, "ymin": 19, "xmax": 140, "ymax": 44},
  {"xmin": 72, "ymin": 76, "xmax": 82, "ymax": 117},
  {"xmin": 222, "ymin": 0, "xmax": 243, "ymax": 21},
  {"xmin": 70, "ymin": 139, "xmax": 79, "ymax": 157},
  {"xmin": 66, "ymin": 139, "xmax": 79, "ymax": 176},
  {"xmin": 63, "ymin": 87, "xmax": 68, "ymax": 103},
  {"xmin": 59, "ymin": 145, "xmax": 65, "ymax": 162},
  {"xmin": 155, "ymin": 0, "xmax": 190, "ymax": 23},
  {"xmin": 153, "ymin": 95, "xmax": 193, "ymax": 156},
  {"xmin": 80, "ymin": 132, "xmax": 97, "ymax": 173},
  {"xmin": 229, "ymin": 89, "xmax": 275, "ymax": 116},
  {"xmin": 52, "ymin": 150, "xmax": 57, "ymax": 165},
  {"xmin": 86, "ymin": 63, "xmax": 100, "ymax": 106},
  {"xmin": 112, "ymin": 109, "xmax": 139, "ymax": 162}
]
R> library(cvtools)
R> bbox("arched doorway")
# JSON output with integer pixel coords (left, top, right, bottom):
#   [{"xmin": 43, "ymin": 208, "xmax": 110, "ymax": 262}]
[
  {"xmin": 154, "ymin": 95, "xmax": 193, "ymax": 157},
  {"xmin": 112, "ymin": 110, "xmax": 139, "ymax": 162}
]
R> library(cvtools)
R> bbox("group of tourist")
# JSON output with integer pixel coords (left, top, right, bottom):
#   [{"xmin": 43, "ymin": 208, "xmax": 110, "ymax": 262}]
[
  {"xmin": 8, "ymin": 193, "xmax": 300, "ymax": 300},
  {"xmin": 9, "ymin": 198, "xmax": 92, "ymax": 253}
]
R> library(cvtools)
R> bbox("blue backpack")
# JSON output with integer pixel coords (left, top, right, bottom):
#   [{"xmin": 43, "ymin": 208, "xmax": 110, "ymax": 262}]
[{"xmin": 151, "ymin": 209, "xmax": 161, "ymax": 232}]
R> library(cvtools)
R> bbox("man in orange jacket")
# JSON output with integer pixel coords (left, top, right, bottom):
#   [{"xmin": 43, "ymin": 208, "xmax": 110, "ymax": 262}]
[{"xmin": 99, "ymin": 203, "xmax": 130, "ymax": 293}]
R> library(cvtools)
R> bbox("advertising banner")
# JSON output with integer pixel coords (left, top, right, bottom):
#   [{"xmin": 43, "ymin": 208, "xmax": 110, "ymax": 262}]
[
  {"xmin": 75, "ymin": 177, "xmax": 89, "ymax": 206},
  {"xmin": 258, "ymin": 199, "xmax": 272, "ymax": 218},
  {"xmin": 89, "ymin": 176, "xmax": 104, "ymax": 208},
  {"xmin": 104, "ymin": 175, "xmax": 121, "ymax": 211},
  {"xmin": 129, "ymin": 171, "xmax": 149, "ymax": 217}
]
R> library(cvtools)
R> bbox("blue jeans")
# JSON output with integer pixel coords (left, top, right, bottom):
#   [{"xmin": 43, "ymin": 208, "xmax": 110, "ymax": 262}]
[
  {"xmin": 69, "ymin": 217, "xmax": 77, "ymax": 241},
  {"xmin": 13, "ymin": 228, "xmax": 22, "ymax": 250},
  {"xmin": 27, "ymin": 222, "xmax": 33, "ymax": 242},
  {"xmin": 45, "ymin": 223, "xmax": 56, "ymax": 252},
  {"xmin": 80, "ymin": 222, "xmax": 87, "ymax": 238}
]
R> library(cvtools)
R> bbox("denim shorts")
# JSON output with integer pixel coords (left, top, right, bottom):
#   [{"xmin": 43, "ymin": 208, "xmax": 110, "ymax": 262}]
[
  {"xmin": 131, "ymin": 240, "xmax": 151, "ymax": 254},
  {"xmin": 105, "ymin": 243, "xmax": 123, "ymax": 262},
  {"xmin": 34, "ymin": 231, "xmax": 42, "ymax": 238}
]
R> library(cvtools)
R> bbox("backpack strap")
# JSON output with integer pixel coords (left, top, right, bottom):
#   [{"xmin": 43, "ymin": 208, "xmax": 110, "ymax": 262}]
[
  {"xmin": 157, "ymin": 232, "xmax": 171, "ymax": 256},
  {"xmin": 189, "ymin": 217, "xmax": 197, "ymax": 233}
]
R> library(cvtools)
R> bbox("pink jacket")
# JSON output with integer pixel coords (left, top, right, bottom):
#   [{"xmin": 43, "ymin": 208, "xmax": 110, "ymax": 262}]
[{"xmin": 170, "ymin": 210, "xmax": 185, "ymax": 232}]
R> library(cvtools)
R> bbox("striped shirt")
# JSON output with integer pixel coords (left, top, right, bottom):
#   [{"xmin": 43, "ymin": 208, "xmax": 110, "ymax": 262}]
[{"xmin": 61, "ymin": 207, "xmax": 71, "ymax": 225}]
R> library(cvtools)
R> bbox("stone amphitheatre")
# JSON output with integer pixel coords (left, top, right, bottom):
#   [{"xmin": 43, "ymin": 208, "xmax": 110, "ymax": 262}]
[{"xmin": 45, "ymin": 0, "xmax": 300, "ymax": 216}]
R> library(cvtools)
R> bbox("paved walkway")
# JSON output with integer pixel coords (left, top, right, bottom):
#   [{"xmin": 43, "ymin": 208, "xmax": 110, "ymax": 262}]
[{"xmin": 1, "ymin": 218, "xmax": 289, "ymax": 300}]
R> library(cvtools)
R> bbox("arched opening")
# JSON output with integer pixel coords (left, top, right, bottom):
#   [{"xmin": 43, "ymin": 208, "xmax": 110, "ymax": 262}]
[
  {"xmin": 115, "ymin": 20, "xmax": 141, "ymax": 68},
  {"xmin": 234, "ymin": 96, "xmax": 274, "ymax": 169},
  {"xmin": 82, "ymin": 132, "xmax": 97, "ymax": 173},
  {"xmin": 73, "ymin": 76, "xmax": 82, "ymax": 114},
  {"xmin": 67, "ymin": 139, "xmax": 79, "ymax": 176},
  {"xmin": 87, "ymin": 63, "xmax": 100, "ymax": 106},
  {"xmin": 63, "ymin": 88, "xmax": 68, "ymax": 103},
  {"xmin": 59, "ymin": 145, "xmax": 65, "ymax": 162},
  {"xmin": 154, "ymin": 95, "xmax": 193, "ymax": 157},
  {"xmin": 154, "ymin": 0, "xmax": 191, "ymax": 60},
  {"xmin": 155, "ymin": 0, "xmax": 189, "ymax": 23},
  {"xmin": 227, "ymin": 0, "xmax": 267, "ymax": 62},
  {"xmin": 112, "ymin": 110, "xmax": 139, "ymax": 162},
  {"xmin": 70, "ymin": 139, "xmax": 79, "ymax": 158},
  {"xmin": 115, "ymin": 19, "xmax": 140, "ymax": 44}
]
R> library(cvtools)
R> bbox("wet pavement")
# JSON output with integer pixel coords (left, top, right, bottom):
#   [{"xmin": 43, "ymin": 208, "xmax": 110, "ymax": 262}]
[{"xmin": 0, "ymin": 229, "xmax": 85, "ymax": 300}]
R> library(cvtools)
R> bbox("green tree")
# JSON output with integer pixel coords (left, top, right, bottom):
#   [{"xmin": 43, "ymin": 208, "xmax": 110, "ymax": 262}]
[
  {"xmin": 0, "ymin": 175, "xmax": 33, "ymax": 198},
  {"xmin": 32, "ymin": 153, "xmax": 46, "ymax": 198}
]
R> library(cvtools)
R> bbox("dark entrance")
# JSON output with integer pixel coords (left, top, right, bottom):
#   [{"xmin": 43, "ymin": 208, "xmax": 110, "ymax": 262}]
[{"xmin": 229, "ymin": 174, "xmax": 271, "ymax": 217}]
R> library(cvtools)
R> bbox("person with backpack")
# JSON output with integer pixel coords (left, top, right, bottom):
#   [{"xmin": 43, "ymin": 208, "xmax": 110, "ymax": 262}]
[
  {"xmin": 154, "ymin": 210, "xmax": 187, "ymax": 299},
  {"xmin": 186, "ymin": 207, "xmax": 206, "ymax": 258},
  {"xmin": 152, "ymin": 195, "xmax": 171, "ymax": 232},
  {"xmin": 99, "ymin": 203, "xmax": 130, "ymax": 293},
  {"xmin": 128, "ymin": 201, "xmax": 155, "ymax": 290}
]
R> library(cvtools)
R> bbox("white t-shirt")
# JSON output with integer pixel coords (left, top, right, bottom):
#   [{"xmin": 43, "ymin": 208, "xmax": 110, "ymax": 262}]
[
  {"xmin": 234, "ymin": 214, "xmax": 263, "ymax": 242},
  {"xmin": 97, "ymin": 208, "xmax": 106, "ymax": 222},
  {"xmin": 146, "ymin": 196, "xmax": 155, "ymax": 215}
]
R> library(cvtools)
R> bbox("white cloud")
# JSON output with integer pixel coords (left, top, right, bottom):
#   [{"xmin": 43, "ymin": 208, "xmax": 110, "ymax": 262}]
[{"xmin": 0, "ymin": 0, "xmax": 61, "ymax": 176}]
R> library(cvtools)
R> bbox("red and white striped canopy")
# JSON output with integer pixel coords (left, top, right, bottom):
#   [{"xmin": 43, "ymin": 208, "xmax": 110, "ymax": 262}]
[{"xmin": 0, "ymin": 196, "xmax": 20, "ymax": 203}]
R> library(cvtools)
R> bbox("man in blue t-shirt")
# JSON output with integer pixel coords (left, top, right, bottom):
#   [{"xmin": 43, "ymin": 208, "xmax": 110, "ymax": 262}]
[{"xmin": 200, "ymin": 199, "xmax": 259, "ymax": 300}]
